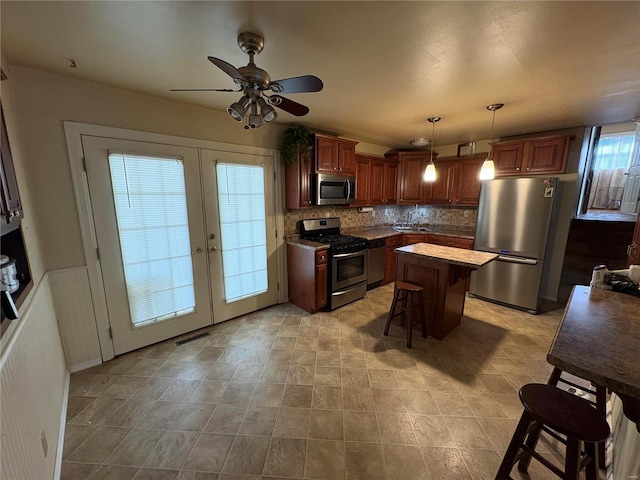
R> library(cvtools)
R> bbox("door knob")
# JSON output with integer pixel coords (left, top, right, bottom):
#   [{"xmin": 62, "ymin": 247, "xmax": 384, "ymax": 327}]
[{"xmin": 209, "ymin": 246, "xmax": 219, "ymax": 252}]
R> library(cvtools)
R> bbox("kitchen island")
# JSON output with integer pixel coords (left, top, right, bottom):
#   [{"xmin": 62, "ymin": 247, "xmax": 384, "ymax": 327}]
[{"xmin": 395, "ymin": 243, "xmax": 497, "ymax": 339}]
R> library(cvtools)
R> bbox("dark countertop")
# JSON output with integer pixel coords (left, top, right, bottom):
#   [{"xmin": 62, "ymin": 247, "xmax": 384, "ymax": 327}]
[
  {"xmin": 547, "ymin": 285, "xmax": 640, "ymax": 399},
  {"xmin": 286, "ymin": 224, "xmax": 475, "ymax": 250},
  {"xmin": 396, "ymin": 243, "xmax": 497, "ymax": 268}
]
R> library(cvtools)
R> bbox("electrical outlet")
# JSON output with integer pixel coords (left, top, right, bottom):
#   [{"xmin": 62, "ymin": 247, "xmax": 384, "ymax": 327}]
[{"xmin": 464, "ymin": 210, "xmax": 470, "ymax": 218}]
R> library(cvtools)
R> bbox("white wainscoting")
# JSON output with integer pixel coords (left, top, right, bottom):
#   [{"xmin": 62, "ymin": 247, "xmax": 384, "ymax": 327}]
[
  {"xmin": 48, "ymin": 267, "xmax": 102, "ymax": 372},
  {"xmin": 610, "ymin": 394, "xmax": 640, "ymax": 480},
  {"xmin": 0, "ymin": 273, "xmax": 69, "ymax": 480}
]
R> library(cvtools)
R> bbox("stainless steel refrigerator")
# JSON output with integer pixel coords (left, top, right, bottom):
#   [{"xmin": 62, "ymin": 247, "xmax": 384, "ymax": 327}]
[{"xmin": 469, "ymin": 177, "xmax": 559, "ymax": 313}]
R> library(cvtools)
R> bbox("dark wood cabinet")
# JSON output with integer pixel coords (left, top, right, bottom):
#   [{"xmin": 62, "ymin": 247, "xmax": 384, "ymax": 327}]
[
  {"xmin": 493, "ymin": 134, "xmax": 573, "ymax": 176},
  {"xmin": 355, "ymin": 155, "xmax": 398, "ymax": 207},
  {"xmin": 353, "ymin": 155, "xmax": 371, "ymax": 206},
  {"xmin": 422, "ymin": 155, "xmax": 484, "ymax": 206},
  {"xmin": 427, "ymin": 234, "xmax": 474, "ymax": 249},
  {"xmin": 389, "ymin": 152, "xmax": 429, "ymax": 205},
  {"xmin": 287, "ymin": 244, "xmax": 329, "ymax": 313},
  {"xmin": 426, "ymin": 159, "xmax": 454, "ymax": 205},
  {"xmin": 315, "ymin": 134, "xmax": 357, "ymax": 175},
  {"xmin": 452, "ymin": 156, "xmax": 484, "ymax": 206},
  {"xmin": 403, "ymin": 233, "xmax": 428, "ymax": 245},
  {"xmin": 384, "ymin": 235, "xmax": 403, "ymax": 285},
  {"xmin": 285, "ymin": 147, "xmax": 314, "ymax": 209}
]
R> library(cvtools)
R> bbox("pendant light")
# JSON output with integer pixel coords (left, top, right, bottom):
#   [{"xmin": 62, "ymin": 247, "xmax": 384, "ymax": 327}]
[
  {"xmin": 423, "ymin": 116, "xmax": 441, "ymax": 182},
  {"xmin": 480, "ymin": 103, "xmax": 504, "ymax": 180}
]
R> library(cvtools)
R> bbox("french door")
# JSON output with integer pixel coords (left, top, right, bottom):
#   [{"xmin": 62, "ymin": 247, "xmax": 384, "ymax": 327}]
[{"xmin": 82, "ymin": 136, "xmax": 277, "ymax": 355}]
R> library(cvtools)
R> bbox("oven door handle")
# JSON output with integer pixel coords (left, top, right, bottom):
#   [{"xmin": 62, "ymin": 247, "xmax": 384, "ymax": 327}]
[{"xmin": 333, "ymin": 249, "xmax": 368, "ymax": 258}]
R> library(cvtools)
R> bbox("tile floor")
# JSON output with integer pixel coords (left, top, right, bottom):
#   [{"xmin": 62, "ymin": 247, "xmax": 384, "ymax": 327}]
[{"xmin": 61, "ymin": 285, "xmax": 604, "ymax": 480}]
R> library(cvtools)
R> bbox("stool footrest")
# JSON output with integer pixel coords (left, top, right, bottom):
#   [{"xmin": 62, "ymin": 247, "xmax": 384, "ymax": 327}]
[{"xmin": 519, "ymin": 446, "xmax": 565, "ymax": 478}]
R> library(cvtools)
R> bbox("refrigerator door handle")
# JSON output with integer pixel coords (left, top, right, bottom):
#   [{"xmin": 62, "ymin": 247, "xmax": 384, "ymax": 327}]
[{"xmin": 497, "ymin": 255, "xmax": 538, "ymax": 265}]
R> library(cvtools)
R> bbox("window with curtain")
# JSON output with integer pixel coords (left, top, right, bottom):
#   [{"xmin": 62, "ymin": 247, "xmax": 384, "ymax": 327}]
[
  {"xmin": 108, "ymin": 153, "xmax": 195, "ymax": 327},
  {"xmin": 216, "ymin": 162, "xmax": 268, "ymax": 303},
  {"xmin": 588, "ymin": 133, "xmax": 635, "ymax": 209}
]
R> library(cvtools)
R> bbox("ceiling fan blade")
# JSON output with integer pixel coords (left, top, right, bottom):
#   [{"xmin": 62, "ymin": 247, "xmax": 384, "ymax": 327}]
[
  {"xmin": 207, "ymin": 56, "xmax": 247, "ymax": 83},
  {"xmin": 268, "ymin": 75, "xmax": 323, "ymax": 94},
  {"xmin": 269, "ymin": 95, "xmax": 310, "ymax": 116},
  {"xmin": 170, "ymin": 88, "xmax": 240, "ymax": 92}
]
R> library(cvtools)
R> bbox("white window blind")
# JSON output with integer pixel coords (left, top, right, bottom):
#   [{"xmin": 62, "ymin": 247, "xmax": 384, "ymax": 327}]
[
  {"xmin": 108, "ymin": 153, "xmax": 195, "ymax": 327},
  {"xmin": 216, "ymin": 162, "xmax": 268, "ymax": 303}
]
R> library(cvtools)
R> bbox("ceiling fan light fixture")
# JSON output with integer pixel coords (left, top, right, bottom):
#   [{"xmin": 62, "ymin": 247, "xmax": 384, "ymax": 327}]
[
  {"xmin": 227, "ymin": 95, "xmax": 250, "ymax": 121},
  {"xmin": 257, "ymin": 97, "xmax": 277, "ymax": 122},
  {"xmin": 481, "ymin": 103, "xmax": 504, "ymax": 181},
  {"xmin": 423, "ymin": 116, "xmax": 441, "ymax": 183}
]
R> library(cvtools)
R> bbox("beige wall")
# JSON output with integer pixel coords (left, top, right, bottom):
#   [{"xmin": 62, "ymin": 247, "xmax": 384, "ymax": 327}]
[{"xmin": 5, "ymin": 66, "xmax": 290, "ymax": 272}]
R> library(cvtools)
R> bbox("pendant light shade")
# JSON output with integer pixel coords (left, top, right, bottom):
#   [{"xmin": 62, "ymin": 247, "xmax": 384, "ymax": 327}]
[
  {"xmin": 423, "ymin": 116, "xmax": 441, "ymax": 182},
  {"xmin": 481, "ymin": 103, "xmax": 503, "ymax": 180}
]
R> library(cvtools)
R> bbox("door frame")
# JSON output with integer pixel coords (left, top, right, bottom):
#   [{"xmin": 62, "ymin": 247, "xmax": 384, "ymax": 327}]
[{"xmin": 64, "ymin": 121, "xmax": 285, "ymax": 362}]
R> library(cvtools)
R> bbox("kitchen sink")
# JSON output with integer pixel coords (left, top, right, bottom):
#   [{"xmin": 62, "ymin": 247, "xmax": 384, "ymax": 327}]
[{"xmin": 392, "ymin": 225, "xmax": 431, "ymax": 232}]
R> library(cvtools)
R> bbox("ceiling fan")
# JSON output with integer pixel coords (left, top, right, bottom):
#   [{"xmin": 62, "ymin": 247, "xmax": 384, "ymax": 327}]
[{"xmin": 171, "ymin": 31, "xmax": 323, "ymax": 129}]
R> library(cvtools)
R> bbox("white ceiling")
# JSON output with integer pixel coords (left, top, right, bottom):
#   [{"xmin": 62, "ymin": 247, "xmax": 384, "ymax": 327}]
[{"xmin": 2, "ymin": 1, "xmax": 639, "ymax": 148}]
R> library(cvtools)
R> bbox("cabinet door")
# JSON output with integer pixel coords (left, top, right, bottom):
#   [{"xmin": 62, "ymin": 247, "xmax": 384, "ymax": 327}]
[
  {"xmin": 285, "ymin": 148, "xmax": 314, "ymax": 209},
  {"xmin": 427, "ymin": 159, "xmax": 454, "ymax": 204},
  {"xmin": 453, "ymin": 157, "xmax": 484, "ymax": 205},
  {"xmin": 384, "ymin": 161, "xmax": 398, "ymax": 204},
  {"xmin": 384, "ymin": 245, "xmax": 397, "ymax": 284},
  {"xmin": 404, "ymin": 234, "xmax": 427, "ymax": 245},
  {"xmin": 370, "ymin": 159, "xmax": 385, "ymax": 205},
  {"xmin": 316, "ymin": 136, "xmax": 338, "ymax": 173},
  {"xmin": 353, "ymin": 155, "xmax": 371, "ymax": 206},
  {"xmin": 427, "ymin": 235, "xmax": 474, "ymax": 249},
  {"xmin": 493, "ymin": 142, "xmax": 525, "ymax": 176},
  {"xmin": 524, "ymin": 136, "xmax": 569, "ymax": 174},
  {"xmin": 315, "ymin": 263, "xmax": 328, "ymax": 309},
  {"xmin": 398, "ymin": 154, "xmax": 426, "ymax": 204},
  {"xmin": 338, "ymin": 141, "xmax": 356, "ymax": 174}
]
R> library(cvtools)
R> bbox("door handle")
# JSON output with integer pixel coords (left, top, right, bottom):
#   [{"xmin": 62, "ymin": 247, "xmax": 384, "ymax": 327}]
[
  {"xmin": 209, "ymin": 246, "xmax": 220, "ymax": 252},
  {"xmin": 497, "ymin": 255, "xmax": 537, "ymax": 265}
]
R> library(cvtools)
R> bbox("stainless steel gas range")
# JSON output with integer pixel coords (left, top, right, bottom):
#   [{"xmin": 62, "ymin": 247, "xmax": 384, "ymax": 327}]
[{"xmin": 301, "ymin": 218, "xmax": 368, "ymax": 310}]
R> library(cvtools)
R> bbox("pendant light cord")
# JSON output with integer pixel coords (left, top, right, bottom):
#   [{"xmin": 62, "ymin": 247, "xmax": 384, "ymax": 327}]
[{"xmin": 430, "ymin": 120, "xmax": 435, "ymax": 165}]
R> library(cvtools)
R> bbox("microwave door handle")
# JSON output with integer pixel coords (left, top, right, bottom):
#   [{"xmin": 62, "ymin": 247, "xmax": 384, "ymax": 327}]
[{"xmin": 345, "ymin": 179, "xmax": 351, "ymax": 201}]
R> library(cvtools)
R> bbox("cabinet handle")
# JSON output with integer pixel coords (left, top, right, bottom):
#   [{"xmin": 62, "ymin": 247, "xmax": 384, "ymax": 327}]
[
  {"xmin": 516, "ymin": 167, "xmax": 520, "ymax": 171},
  {"xmin": 526, "ymin": 167, "xmax": 530, "ymax": 170}
]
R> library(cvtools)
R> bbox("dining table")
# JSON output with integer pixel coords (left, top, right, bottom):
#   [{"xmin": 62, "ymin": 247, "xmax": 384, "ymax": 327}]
[{"xmin": 547, "ymin": 285, "xmax": 640, "ymax": 432}]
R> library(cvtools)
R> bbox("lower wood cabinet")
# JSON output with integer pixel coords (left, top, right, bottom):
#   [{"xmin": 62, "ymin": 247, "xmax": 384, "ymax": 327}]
[
  {"xmin": 383, "ymin": 235, "xmax": 403, "ymax": 285},
  {"xmin": 427, "ymin": 235, "xmax": 474, "ymax": 250},
  {"xmin": 287, "ymin": 244, "xmax": 328, "ymax": 313}
]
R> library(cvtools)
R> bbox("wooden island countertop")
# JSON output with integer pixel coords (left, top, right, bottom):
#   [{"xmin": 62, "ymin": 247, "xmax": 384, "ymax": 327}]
[
  {"xmin": 396, "ymin": 243, "xmax": 498, "ymax": 269},
  {"xmin": 395, "ymin": 243, "xmax": 497, "ymax": 340}
]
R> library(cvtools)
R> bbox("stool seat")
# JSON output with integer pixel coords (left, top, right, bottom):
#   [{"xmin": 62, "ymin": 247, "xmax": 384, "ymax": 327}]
[
  {"xmin": 395, "ymin": 280, "xmax": 424, "ymax": 293},
  {"xmin": 520, "ymin": 384, "xmax": 610, "ymax": 443},
  {"xmin": 384, "ymin": 281, "xmax": 427, "ymax": 348},
  {"xmin": 495, "ymin": 383, "xmax": 610, "ymax": 480}
]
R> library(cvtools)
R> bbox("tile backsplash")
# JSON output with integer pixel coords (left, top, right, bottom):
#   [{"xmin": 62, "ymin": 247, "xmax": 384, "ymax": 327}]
[{"xmin": 284, "ymin": 205, "xmax": 477, "ymax": 235}]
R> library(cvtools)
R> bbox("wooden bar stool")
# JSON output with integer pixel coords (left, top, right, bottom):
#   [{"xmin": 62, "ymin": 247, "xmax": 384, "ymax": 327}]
[
  {"xmin": 495, "ymin": 383, "xmax": 610, "ymax": 480},
  {"xmin": 384, "ymin": 280, "xmax": 427, "ymax": 348},
  {"xmin": 547, "ymin": 367, "xmax": 608, "ymax": 468}
]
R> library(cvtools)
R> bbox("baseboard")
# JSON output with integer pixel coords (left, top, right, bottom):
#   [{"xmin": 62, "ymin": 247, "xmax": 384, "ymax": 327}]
[
  {"xmin": 54, "ymin": 371, "xmax": 70, "ymax": 480},
  {"xmin": 69, "ymin": 357, "xmax": 102, "ymax": 373}
]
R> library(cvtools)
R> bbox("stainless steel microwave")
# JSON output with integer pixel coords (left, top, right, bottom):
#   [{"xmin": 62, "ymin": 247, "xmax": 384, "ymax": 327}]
[{"xmin": 316, "ymin": 173, "xmax": 356, "ymax": 206}]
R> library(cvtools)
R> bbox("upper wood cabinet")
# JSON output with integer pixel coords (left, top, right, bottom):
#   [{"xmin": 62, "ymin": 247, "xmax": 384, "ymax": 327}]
[
  {"xmin": 387, "ymin": 151, "xmax": 431, "ymax": 205},
  {"xmin": 452, "ymin": 155, "xmax": 485, "ymax": 206},
  {"xmin": 353, "ymin": 155, "xmax": 371, "ymax": 207},
  {"xmin": 492, "ymin": 134, "xmax": 574, "ymax": 176},
  {"xmin": 1, "ymin": 107, "xmax": 22, "ymax": 233},
  {"xmin": 315, "ymin": 133, "xmax": 358, "ymax": 175},
  {"xmin": 354, "ymin": 155, "xmax": 398, "ymax": 206},
  {"xmin": 426, "ymin": 159, "xmax": 454, "ymax": 205},
  {"xmin": 285, "ymin": 147, "xmax": 314, "ymax": 209},
  {"xmin": 422, "ymin": 155, "xmax": 484, "ymax": 206}
]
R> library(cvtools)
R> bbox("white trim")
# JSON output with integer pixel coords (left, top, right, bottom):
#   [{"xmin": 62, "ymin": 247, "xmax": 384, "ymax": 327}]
[
  {"xmin": 53, "ymin": 371, "xmax": 70, "ymax": 480},
  {"xmin": 63, "ymin": 121, "xmax": 285, "ymax": 360},
  {"xmin": 68, "ymin": 358, "xmax": 102, "ymax": 374}
]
